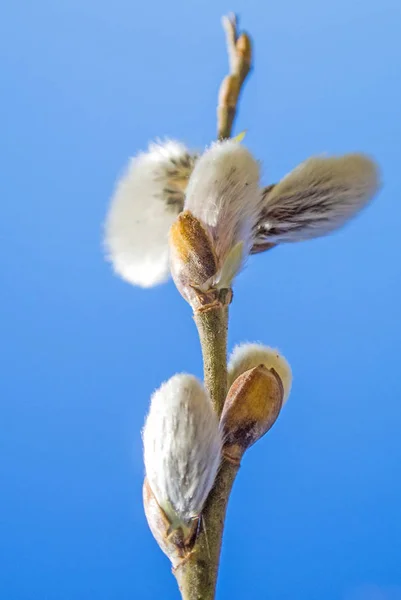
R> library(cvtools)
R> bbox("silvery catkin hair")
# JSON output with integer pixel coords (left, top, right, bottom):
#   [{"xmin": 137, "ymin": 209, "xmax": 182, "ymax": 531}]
[
  {"xmin": 143, "ymin": 374, "xmax": 222, "ymax": 531},
  {"xmin": 254, "ymin": 154, "xmax": 379, "ymax": 246}
]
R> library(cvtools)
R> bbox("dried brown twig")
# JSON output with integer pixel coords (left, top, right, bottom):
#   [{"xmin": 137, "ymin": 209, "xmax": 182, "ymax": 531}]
[{"xmin": 217, "ymin": 14, "xmax": 252, "ymax": 140}]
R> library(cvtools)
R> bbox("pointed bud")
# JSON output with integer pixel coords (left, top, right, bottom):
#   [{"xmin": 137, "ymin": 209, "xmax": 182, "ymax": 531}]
[
  {"xmin": 236, "ymin": 33, "xmax": 252, "ymax": 68},
  {"xmin": 142, "ymin": 478, "xmax": 197, "ymax": 567},
  {"xmin": 253, "ymin": 154, "xmax": 380, "ymax": 247},
  {"xmin": 169, "ymin": 211, "xmax": 220, "ymax": 309},
  {"xmin": 143, "ymin": 374, "xmax": 222, "ymax": 537},
  {"xmin": 104, "ymin": 140, "xmax": 197, "ymax": 288},
  {"xmin": 221, "ymin": 365, "xmax": 284, "ymax": 463},
  {"xmin": 228, "ymin": 343, "xmax": 292, "ymax": 405}
]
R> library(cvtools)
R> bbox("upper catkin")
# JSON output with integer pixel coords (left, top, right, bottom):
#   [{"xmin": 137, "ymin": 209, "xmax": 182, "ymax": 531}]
[{"xmin": 184, "ymin": 139, "xmax": 262, "ymax": 289}]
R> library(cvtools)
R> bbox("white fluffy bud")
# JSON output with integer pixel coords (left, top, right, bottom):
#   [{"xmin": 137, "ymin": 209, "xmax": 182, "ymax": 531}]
[
  {"xmin": 143, "ymin": 374, "xmax": 222, "ymax": 532},
  {"xmin": 184, "ymin": 139, "xmax": 262, "ymax": 289},
  {"xmin": 228, "ymin": 343, "xmax": 292, "ymax": 405},
  {"xmin": 104, "ymin": 140, "xmax": 197, "ymax": 288},
  {"xmin": 253, "ymin": 154, "xmax": 380, "ymax": 246}
]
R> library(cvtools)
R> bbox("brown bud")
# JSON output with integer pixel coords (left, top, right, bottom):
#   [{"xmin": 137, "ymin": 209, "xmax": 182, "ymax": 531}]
[
  {"xmin": 220, "ymin": 365, "xmax": 284, "ymax": 463},
  {"xmin": 236, "ymin": 33, "xmax": 252, "ymax": 69},
  {"xmin": 143, "ymin": 478, "xmax": 197, "ymax": 568},
  {"xmin": 169, "ymin": 211, "xmax": 222, "ymax": 310}
]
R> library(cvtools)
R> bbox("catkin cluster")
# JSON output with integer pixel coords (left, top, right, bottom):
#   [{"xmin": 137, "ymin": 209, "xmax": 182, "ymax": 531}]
[
  {"xmin": 142, "ymin": 344, "xmax": 292, "ymax": 565},
  {"xmin": 105, "ymin": 139, "xmax": 379, "ymax": 297},
  {"xmin": 104, "ymin": 138, "xmax": 379, "ymax": 568},
  {"xmin": 102, "ymin": 11, "xmax": 381, "ymax": 597}
]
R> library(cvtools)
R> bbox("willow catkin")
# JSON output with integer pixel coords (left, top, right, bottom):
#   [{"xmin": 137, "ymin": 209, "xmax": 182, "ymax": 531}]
[
  {"xmin": 253, "ymin": 153, "xmax": 380, "ymax": 246},
  {"xmin": 143, "ymin": 374, "xmax": 222, "ymax": 533}
]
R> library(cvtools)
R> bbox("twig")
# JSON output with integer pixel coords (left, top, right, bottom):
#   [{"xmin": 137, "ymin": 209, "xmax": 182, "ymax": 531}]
[{"xmin": 217, "ymin": 14, "xmax": 252, "ymax": 140}]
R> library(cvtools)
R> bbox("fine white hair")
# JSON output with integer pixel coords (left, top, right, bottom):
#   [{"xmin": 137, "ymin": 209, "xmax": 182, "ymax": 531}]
[
  {"xmin": 254, "ymin": 154, "xmax": 380, "ymax": 246},
  {"xmin": 105, "ymin": 140, "xmax": 197, "ymax": 288},
  {"xmin": 143, "ymin": 374, "xmax": 222, "ymax": 529},
  {"xmin": 184, "ymin": 139, "xmax": 262, "ymax": 287},
  {"xmin": 228, "ymin": 343, "xmax": 292, "ymax": 405}
]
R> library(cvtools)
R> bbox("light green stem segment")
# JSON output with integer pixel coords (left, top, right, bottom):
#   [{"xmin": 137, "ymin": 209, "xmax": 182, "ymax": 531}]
[
  {"xmin": 194, "ymin": 306, "xmax": 229, "ymax": 417},
  {"xmin": 173, "ymin": 305, "xmax": 239, "ymax": 599}
]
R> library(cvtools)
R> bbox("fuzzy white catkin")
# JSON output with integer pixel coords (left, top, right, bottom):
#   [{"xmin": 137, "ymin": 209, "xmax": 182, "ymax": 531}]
[
  {"xmin": 254, "ymin": 154, "xmax": 380, "ymax": 245},
  {"xmin": 184, "ymin": 139, "xmax": 262, "ymax": 287},
  {"xmin": 104, "ymin": 140, "xmax": 197, "ymax": 288},
  {"xmin": 143, "ymin": 374, "xmax": 222, "ymax": 530},
  {"xmin": 228, "ymin": 343, "xmax": 292, "ymax": 405}
]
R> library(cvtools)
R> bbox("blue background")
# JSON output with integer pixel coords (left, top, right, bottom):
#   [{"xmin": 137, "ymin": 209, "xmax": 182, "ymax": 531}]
[{"xmin": 1, "ymin": 1, "xmax": 400, "ymax": 599}]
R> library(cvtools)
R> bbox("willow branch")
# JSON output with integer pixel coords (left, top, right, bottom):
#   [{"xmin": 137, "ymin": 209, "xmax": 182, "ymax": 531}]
[{"xmin": 173, "ymin": 15, "xmax": 253, "ymax": 599}]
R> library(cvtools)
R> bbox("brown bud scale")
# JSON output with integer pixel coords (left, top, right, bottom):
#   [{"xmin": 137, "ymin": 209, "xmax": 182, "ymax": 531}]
[
  {"xmin": 220, "ymin": 365, "xmax": 284, "ymax": 461},
  {"xmin": 169, "ymin": 211, "xmax": 219, "ymax": 310},
  {"xmin": 143, "ymin": 478, "xmax": 198, "ymax": 568}
]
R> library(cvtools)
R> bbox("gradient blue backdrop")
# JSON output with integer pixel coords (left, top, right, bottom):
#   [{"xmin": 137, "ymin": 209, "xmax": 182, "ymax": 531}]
[{"xmin": 1, "ymin": 1, "xmax": 400, "ymax": 599}]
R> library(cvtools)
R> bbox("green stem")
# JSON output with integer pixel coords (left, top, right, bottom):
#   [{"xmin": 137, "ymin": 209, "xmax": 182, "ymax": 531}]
[
  {"xmin": 174, "ymin": 461, "xmax": 239, "ymax": 600},
  {"xmin": 173, "ymin": 305, "xmax": 239, "ymax": 599},
  {"xmin": 194, "ymin": 306, "xmax": 228, "ymax": 416}
]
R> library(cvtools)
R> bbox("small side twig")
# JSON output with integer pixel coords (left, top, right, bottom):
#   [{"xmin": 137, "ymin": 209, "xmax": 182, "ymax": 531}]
[{"xmin": 217, "ymin": 14, "xmax": 252, "ymax": 140}]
